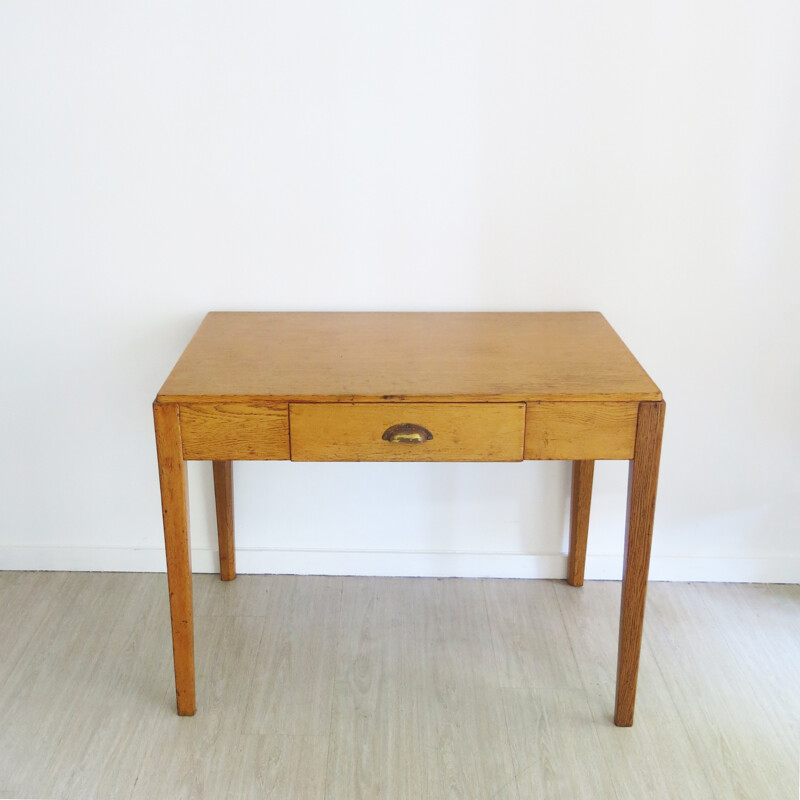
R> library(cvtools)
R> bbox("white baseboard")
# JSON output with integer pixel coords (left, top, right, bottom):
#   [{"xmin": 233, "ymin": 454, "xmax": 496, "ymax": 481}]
[
  {"xmin": 0, "ymin": 546, "xmax": 798, "ymax": 583},
  {"xmin": 584, "ymin": 555, "xmax": 800, "ymax": 583}
]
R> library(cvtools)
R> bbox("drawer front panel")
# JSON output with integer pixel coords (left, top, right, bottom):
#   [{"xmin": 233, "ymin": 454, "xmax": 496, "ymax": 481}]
[
  {"xmin": 524, "ymin": 401, "xmax": 638, "ymax": 460},
  {"xmin": 180, "ymin": 402, "xmax": 290, "ymax": 460},
  {"xmin": 290, "ymin": 403, "xmax": 525, "ymax": 462}
]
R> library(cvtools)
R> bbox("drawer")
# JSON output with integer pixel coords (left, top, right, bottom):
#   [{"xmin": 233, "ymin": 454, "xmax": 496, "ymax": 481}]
[
  {"xmin": 289, "ymin": 403, "xmax": 525, "ymax": 462},
  {"xmin": 524, "ymin": 401, "xmax": 638, "ymax": 460},
  {"xmin": 179, "ymin": 402, "xmax": 290, "ymax": 460}
]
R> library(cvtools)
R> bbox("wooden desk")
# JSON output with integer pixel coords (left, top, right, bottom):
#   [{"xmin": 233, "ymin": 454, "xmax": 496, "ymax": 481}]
[{"xmin": 154, "ymin": 312, "xmax": 664, "ymax": 726}]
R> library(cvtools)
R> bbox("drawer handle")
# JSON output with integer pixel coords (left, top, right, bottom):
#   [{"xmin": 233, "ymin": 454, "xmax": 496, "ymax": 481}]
[{"xmin": 382, "ymin": 423, "xmax": 433, "ymax": 444}]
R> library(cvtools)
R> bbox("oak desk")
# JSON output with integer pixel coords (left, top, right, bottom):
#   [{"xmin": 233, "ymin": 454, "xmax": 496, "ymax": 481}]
[{"xmin": 154, "ymin": 312, "xmax": 664, "ymax": 726}]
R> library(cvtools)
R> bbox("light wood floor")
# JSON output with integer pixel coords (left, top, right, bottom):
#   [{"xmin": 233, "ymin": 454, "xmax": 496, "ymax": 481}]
[{"xmin": 0, "ymin": 573, "xmax": 797, "ymax": 799}]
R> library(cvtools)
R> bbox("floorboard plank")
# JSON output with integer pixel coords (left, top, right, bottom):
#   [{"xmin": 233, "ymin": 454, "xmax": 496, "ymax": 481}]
[
  {"xmin": 242, "ymin": 576, "xmax": 342, "ymax": 737},
  {"xmin": 553, "ymin": 581, "xmax": 716, "ymax": 800},
  {"xmin": 646, "ymin": 583, "xmax": 797, "ymax": 799},
  {"xmin": 485, "ymin": 578, "xmax": 583, "ymax": 690}
]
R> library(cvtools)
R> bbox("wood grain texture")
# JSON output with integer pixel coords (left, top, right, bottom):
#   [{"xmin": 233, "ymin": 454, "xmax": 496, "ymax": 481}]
[
  {"xmin": 129, "ymin": 613, "xmax": 266, "ymax": 800},
  {"xmin": 0, "ymin": 574, "xmax": 171, "ymax": 800},
  {"xmin": 0, "ymin": 571, "xmax": 70, "ymax": 693},
  {"xmin": 417, "ymin": 580, "xmax": 519, "ymax": 799},
  {"xmin": 643, "ymin": 583, "xmax": 797, "ymax": 798},
  {"xmin": 567, "ymin": 460, "xmax": 594, "ymax": 586},
  {"xmin": 615, "ymin": 400, "xmax": 666, "ymax": 726},
  {"xmin": 157, "ymin": 312, "xmax": 662, "ymax": 403},
  {"xmin": 153, "ymin": 401, "xmax": 195, "ymax": 716},
  {"xmin": 335, "ymin": 577, "xmax": 425, "ymax": 691},
  {"xmin": 242, "ymin": 576, "xmax": 342, "ymax": 737},
  {"xmin": 502, "ymin": 687, "xmax": 617, "ymax": 800},
  {"xmin": 418, "ymin": 682, "xmax": 518, "ymax": 799},
  {"xmin": 484, "ymin": 579, "xmax": 583, "ymax": 690},
  {"xmin": 553, "ymin": 581, "xmax": 718, "ymax": 799},
  {"xmin": 2, "ymin": 574, "xmax": 799, "ymax": 800},
  {"xmin": 212, "ymin": 460, "xmax": 235, "ymax": 581},
  {"xmin": 328, "ymin": 681, "xmax": 424, "ymax": 798},
  {"xmin": 225, "ymin": 733, "xmax": 328, "ymax": 800},
  {"xmin": 525, "ymin": 401, "xmax": 638, "ymax": 460},
  {"xmin": 289, "ymin": 402, "xmax": 525, "ymax": 462},
  {"xmin": 179, "ymin": 402, "xmax": 289, "ymax": 460}
]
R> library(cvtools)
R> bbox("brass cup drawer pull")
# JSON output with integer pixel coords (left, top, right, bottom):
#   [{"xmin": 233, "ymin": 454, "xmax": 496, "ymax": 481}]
[{"xmin": 382, "ymin": 423, "xmax": 433, "ymax": 444}]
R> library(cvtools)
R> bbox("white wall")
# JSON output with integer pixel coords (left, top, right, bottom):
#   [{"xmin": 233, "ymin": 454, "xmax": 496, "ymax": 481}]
[{"xmin": 1, "ymin": 0, "xmax": 798, "ymax": 582}]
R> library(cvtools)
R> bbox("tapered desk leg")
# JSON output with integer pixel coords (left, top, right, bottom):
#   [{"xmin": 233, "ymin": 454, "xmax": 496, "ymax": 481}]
[
  {"xmin": 615, "ymin": 401, "xmax": 665, "ymax": 727},
  {"xmin": 153, "ymin": 402, "xmax": 196, "ymax": 716},
  {"xmin": 213, "ymin": 460, "xmax": 236, "ymax": 581},
  {"xmin": 567, "ymin": 460, "xmax": 594, "ymax": 586}
]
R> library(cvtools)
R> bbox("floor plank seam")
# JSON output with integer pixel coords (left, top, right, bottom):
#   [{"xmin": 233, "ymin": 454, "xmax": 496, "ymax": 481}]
[
  {"xmin": 551, "ymin": 578, "xmax": 605, "ymax": 724},
  {"xmin": 322, "ymin": 576, "xmax": 345, "ymax": 800},
  {"xmin": 551, "ymin": 580, "xmax": 632, "ymax": 800},
  {"xmin": 235, "ymin": 605, "xmax": 273, "ymax": 738},
  {"xmin": 481, "ymin": 579, "xmax": 522, "ymax": 800},
  {"xmin": 1, "ymin": 574, "xmax": 74, "ymax": 683},
  {"xmin": 649, "ymin": 585, "xmax": 720, "ymax": 785}
]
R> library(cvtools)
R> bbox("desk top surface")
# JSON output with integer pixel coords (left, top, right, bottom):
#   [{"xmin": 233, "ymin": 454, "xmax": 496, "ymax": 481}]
[{"xmin": 157, "ymin": 312, "xmax": 661, "ymax": 403}]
